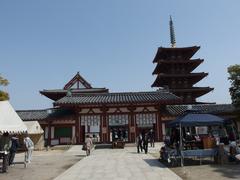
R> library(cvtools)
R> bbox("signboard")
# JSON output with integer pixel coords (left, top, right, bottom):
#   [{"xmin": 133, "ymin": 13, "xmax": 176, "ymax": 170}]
[
  {"xmin": 102, "ymin": 127, "xmax": 107, "ymax": 133},
  {"xmin": 196, "ymin": 126, "xmax": 208, "ymax": 135},
  {"xmin": 130, "ymin": 127, "xmax": 135, "ymax": 133}
]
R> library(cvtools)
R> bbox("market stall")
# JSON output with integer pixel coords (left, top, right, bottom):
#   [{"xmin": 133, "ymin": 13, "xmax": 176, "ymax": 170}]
[
  {"xmin": 162, "ymin": 111, "xmax": 226, "ymax": 166},
  {"xmin": 0, "ymin": 101, "xmax": 27, "ymax": 134},
  {"xmin": 23, "ymin": 121, "xmax": 44, "ymax": 150},
  {"xmin": 0, "ymin": 101, "xmax": 27, "ymax": 172}
]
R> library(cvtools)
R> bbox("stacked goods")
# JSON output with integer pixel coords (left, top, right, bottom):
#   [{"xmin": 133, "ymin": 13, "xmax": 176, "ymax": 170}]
[{"xmin": 203, "ymin": 137, "xmax": 216, "ymax": 149}]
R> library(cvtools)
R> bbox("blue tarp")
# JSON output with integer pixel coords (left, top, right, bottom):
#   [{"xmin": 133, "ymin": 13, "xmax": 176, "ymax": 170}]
[
  {"xmin": 167, "ymin": 113, "xmax": 225, "ymax": 127},
  {"xmin": 182, "ymin": 149, "xmax": 218, "ymax": 158}
]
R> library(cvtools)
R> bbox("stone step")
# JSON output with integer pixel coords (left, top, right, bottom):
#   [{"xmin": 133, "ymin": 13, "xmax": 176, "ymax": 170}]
[{"xmin": 95, "ymin": 144, "xmax": 112, "ymax": 149}]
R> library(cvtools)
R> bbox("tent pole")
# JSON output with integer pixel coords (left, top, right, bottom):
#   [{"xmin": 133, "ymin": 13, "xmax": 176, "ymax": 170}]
[{"xmin": 180, "ymin": 122, "xmax": 183, "ymax": 167}]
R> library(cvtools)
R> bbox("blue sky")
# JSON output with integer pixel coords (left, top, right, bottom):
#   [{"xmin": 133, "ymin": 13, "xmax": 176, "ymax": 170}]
[{"xmin": 0, "ymin": 1, "xmax": 239, "ymax": 110}]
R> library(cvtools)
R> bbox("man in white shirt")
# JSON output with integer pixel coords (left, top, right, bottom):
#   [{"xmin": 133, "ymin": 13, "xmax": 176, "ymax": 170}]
[{"xmin": 24, "ymin": 134, "xmax": 34, "ymax": 163}]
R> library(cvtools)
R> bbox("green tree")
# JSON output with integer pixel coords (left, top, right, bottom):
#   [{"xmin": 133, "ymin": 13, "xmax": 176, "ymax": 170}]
[
  {"xmin": 228, "ymin": 64, "xmax": 240, "ymax": 108},
  {"xmin": 0, "ymin": 75, "xmax": 9, "ymax": 101}
]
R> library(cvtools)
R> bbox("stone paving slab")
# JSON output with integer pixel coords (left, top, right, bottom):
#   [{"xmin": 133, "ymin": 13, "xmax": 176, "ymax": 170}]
[{"xmin": 55, "ymin": 146, "xmax": 181, "ymax": 180}]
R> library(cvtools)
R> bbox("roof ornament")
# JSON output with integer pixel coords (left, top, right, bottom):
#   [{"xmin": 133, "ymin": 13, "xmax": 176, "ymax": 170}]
[
  {"xmin": 66, "ymin": 89, "xmax": 72, "ymax": 97},
  {"xmin": 169, "ymin": 15, "xmax": 176, "ymax": 48},
  {"xmin": 47, "ymin": 109, "xmax": 52, "ymax": 114}
]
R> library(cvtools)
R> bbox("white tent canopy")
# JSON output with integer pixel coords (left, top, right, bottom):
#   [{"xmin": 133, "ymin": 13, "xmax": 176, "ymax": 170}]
[
  {"xmin": 24, "ymin": 121, "xmax": 43, "ymax": 134},
  {"xmin": 0, "ymin": 101, "xmax": 27, "ymax": 134}
]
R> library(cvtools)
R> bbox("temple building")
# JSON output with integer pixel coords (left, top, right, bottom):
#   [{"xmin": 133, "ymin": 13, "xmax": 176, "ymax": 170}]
[
  {"xmin": 17, "ymin": 17, "xmax": 237, "ymax": 146},
  {"xmin": 18, "ymin": 72, "xmax": 181, "ymax": 145}
]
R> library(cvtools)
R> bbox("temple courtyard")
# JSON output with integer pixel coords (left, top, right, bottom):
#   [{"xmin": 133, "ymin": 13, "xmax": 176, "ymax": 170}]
[{"xmin": 0, "ymin": 144, "xmax": 240, "ymax": 180}]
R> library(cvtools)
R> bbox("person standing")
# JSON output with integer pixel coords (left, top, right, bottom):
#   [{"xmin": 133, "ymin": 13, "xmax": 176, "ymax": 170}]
[
  {"xmin": 148, "ymin": 129, "xmax": 155, "ymax": 147},
  {"xmin": 0, "ymin": 132, "xmax": 11, "ymax": 172},
  {"xmin": 136, "ymin": 133, "xmax": 143, "ymax": 153},
  {"xmin": 9, "ymin": 134, "xmax": 19, "ymax": 166},
  {"xmin": 0, "ymin": 132, "xmax": 11, "ymax": 152},
  {"xmin": 24, "ymin": 134, "xmax": 34, "ymax": 163},
  {"xmin": 85, "ymin": 135, "xmax": 93, "ymax": 156}
]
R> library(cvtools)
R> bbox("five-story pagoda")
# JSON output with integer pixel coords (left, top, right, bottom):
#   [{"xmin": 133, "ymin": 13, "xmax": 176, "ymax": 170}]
[{"xmin": 152, "ymin": 17, "xmax": 214, "ymax": 104}]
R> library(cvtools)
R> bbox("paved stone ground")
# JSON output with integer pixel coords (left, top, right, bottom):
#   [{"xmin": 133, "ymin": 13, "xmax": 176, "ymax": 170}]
[
  {"xmin": 0, "ymin": 148, "xmax": 82, "ymax": 180},
  {"xmin": 54, "ymin": 146, "xmax": 181, "ymax": 180},
  {"xmin": 150, "ymin": 150, "xmax": 240, "ymax": 180}
]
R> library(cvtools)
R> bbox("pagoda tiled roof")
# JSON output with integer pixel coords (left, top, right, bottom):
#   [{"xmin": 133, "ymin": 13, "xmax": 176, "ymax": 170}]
[
  {"xmin": 170, "ymin": 87, "xmax": 214, "ymax": 97},
  {"xmin": 152, "ymin": 59, "xmax": 203, "ymax": 74},
  {"xmin": 54, "ymin": 91, "xmax": 182, "ymax": 106},
  {"xmin": 166, "ymin": 104, "xmax": 235, "ymax": 116},
  {"xmin": 152, "ymin": 73, "xmax": 208, "ymax": 87},
  {"xmin": 153, "ymin": 46, "xmax": 200, "ymax": 63},
  {"xmin": 155, "ymin": 72, "xmax": 208, "ymax": 78},
  {"xmin": 17, "ymin": 108, "xmax": 75, "ymax": 121}
]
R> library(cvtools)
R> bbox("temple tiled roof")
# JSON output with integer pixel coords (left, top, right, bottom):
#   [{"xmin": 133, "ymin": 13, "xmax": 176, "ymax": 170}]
[
  {"xmin": 166, "ymin": 104, "xmax": 235, "ymax": 116},
  {"xmin": 40, "ymin": 88, "xmax": 109, "ymax": 93},
  {"xmin": 54, "ymin": 91, "xmax": 181, "ymax": 106},
  {"xmin": 17, "ymin": 103, "xmax": 235, "ymax": 121},
  {"xmin": 40, "ymin": 88, "xmax": 109, "ymax": 101},
  {"xmin": 17, "ymin": 109, "xmax": 75, "ymax": 121}
]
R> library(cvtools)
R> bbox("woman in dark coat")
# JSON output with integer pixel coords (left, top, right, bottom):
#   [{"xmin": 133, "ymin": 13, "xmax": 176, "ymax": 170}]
[
  {"xmin": 143, "ymin": 133, "xmax": 149, "ymax": 154},
  {"xmin": 9, "ymin": 134, "xmax": 19, "ymax": 166}
]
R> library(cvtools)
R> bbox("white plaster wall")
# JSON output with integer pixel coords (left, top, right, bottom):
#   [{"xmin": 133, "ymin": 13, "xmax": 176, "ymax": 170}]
[
  {"xmin": 45, "ymin": 127, "xmax": 48, "ymax": 139},
  {"xmin": 51, "ymin": 126, "xmax": 54, "ymax": 139}
]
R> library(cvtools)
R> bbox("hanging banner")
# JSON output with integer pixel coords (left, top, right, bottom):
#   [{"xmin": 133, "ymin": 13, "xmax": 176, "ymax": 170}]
[
  {"xmin": 136, "ymin": 113, "xmax": 156, "ymax": 126},
  {"xmin": 108, "ymin": 114, "xmax": 129, "ymax": 126},
  {"xmin": 80, "ymin": 115, "xmax": 100, "ymax": 126}
]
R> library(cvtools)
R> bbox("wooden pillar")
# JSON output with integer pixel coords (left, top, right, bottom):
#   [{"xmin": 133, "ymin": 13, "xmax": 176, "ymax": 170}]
[
  {"xmin": 79, "ymin": 116, "xmax": 84, "ymax": 144},
  {"xmin": 155, "ymin": 105, "xmax": 163, "ymax": 142},
  {"xmin": 73, "ymin": 108, "xmax": 81, "ymax": 144},
  {"xmin": 128, "ymin": 106, "xmax": 136, "ymax": 142},
  {"xmin": 156, "ymin": 113, "xmax": 163, "ymax": 141},
  {"xmin": 100, "ymin": 107, "xmax": 109, "ymax": 143},
  {"xmin": 128, "ymin": 115, "xmax": 132, "ymax": 142},
  {"xmin": 75, "ymin": 115, "xmax": 80, "ymax": 144}
]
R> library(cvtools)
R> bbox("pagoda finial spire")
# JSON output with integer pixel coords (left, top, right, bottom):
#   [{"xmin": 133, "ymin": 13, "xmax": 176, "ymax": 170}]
[{"xmin": 169, "ymin": 15, "xmax": 176, "ymax": 48}]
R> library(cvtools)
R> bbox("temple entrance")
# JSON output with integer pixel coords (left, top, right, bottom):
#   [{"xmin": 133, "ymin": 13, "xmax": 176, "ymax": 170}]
[
  {"xmin": 136, "ymin": 113, "xmax": 156, "ymax": 140},
  {"xmin": 80, "ymin": 115, "xmax": 101, "ymax": 143},
  {"xmin": 109, "ymin": 126, "xmax": 128, "ymax": 142},
  {"xmin": 108, "ymin": 114, "xmax": 129, "ymax": 142}
]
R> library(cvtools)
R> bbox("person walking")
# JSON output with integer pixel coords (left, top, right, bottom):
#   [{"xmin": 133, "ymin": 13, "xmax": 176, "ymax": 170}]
[
  {"xmin": 24, "ymin": 134, "xmax": 34, "ymax": 163},
  {"xmin": 148, "ymin": 129, "xmax": 155, "ymax": 147},
  {"xmin": 136, "ymin": 133, "xmax": 143, "ymax": 153},
  {"xmin": 9, "ymin": 134, "xmax": 19, "ymax": 166},
  {"xmin": 85, "ymin": 135, "xmax": 93, "ymax": 156},
  {"xmin": 143, "ymin": 133, "xmax": 149, "ymax": 154}
]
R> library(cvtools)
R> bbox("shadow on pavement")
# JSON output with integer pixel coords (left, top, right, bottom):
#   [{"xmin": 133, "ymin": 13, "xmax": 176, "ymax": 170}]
[
  {"xmin": 143, "ymin": 158, "xmax": 168, "ymax": 168},
  {"xmin": 74, "ymin": 155, "xmax": 86, "ymax": 158},
  {"xmin": 210, "ymin": 163, "xmax": 240, "ymax": 179}
]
